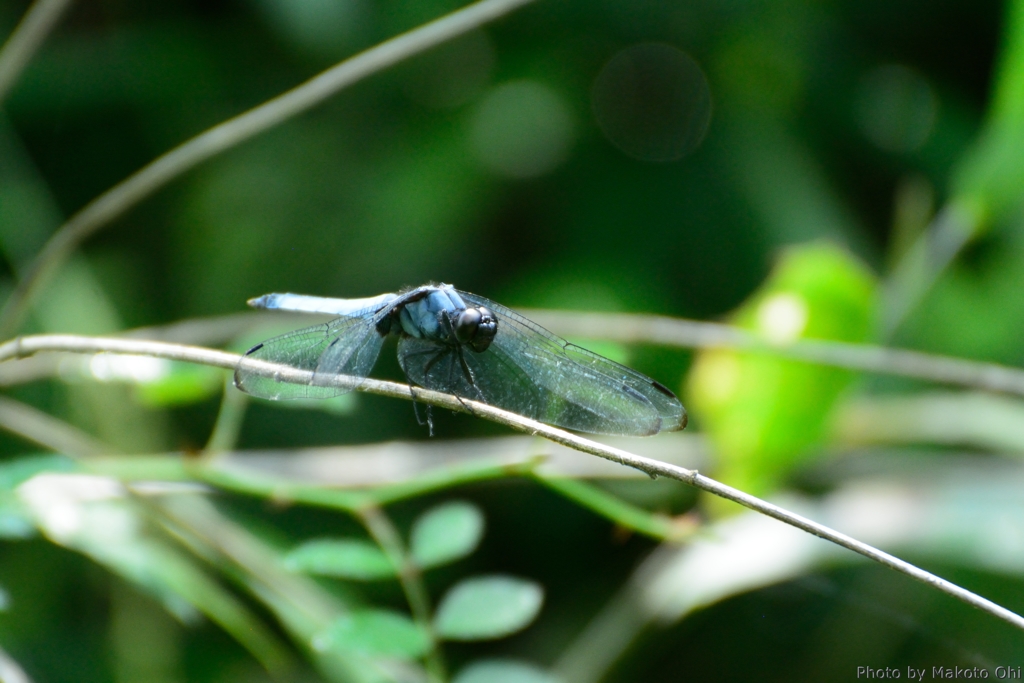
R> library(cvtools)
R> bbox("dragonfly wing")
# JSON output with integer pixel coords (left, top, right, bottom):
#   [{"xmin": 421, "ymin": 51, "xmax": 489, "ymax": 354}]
[
  {"xmin": 458, "ymin": 291, "xmax": 685, "ymax": 435},
  {"xmin": 235, "ymin": 315, "xmax": 385, "ymax": 400},
  {"xmin": 398, "ymin": 335, "xmax": 544, "ymax": 412}
]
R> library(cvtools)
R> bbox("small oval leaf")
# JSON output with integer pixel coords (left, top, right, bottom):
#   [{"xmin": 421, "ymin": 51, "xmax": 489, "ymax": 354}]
[
  {"xmin": 411, "ymin": 500, "xmax": 485, "ymax": 569},
  {"xmin": 434, "ymin": 575, "xmax": 544, "ymax": 641},
  {"xmin": 454, "ymin": 659, "xmax": 563, "ymax": 683},
  {"xmin": 313, "ymin": 609, "xmax": 430, "ymax": 659},
  {"xmin": 284, "ymin": 538, "xmax": 396, "ymax": 580}
]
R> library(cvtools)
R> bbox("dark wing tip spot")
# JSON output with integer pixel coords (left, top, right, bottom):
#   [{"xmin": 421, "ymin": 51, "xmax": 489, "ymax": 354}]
[
  {"xmin": 649, "ymin": 380, "xmax": 687, "ymax": 432},
  {"xmin": 650, "ymin": 379, "xmax": 678, "ymax": 399},
  {"xmin": 244, "ymin": 342, "xmax": 264, "ymax": 355}
]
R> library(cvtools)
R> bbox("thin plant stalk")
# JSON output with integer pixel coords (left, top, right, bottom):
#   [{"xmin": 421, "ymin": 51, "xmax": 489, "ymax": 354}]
[
  {"xmin": 0, "ymin": 0, "xmax": 74, "ymax": 105},
  {"xmin": 523, "ymin": 309, "xmax": 1024, "ymax": 397},
  {"xmin": 0, "ymin": 0, "xmax": 539, "ymax": 338},
  {"xmin": 358, "ymin": 504, "xmax": 447, "ymax": 683},
  {"xmin": 1, "ymin": 333, "xmax": 1022, "ymax": 632}
]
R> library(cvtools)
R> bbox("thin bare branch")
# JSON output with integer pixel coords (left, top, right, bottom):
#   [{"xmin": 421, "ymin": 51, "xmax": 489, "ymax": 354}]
[
  {"xmin": 0, "ymin": 644, "xmax": 34, "ymax": 683},
  {"xmin": 0, "ymin": 0, "xmax": 538, "ymax": 337},
  {"xmin": 207, "ymin": 433, "xmax": 705, "ymax": 487},
  {"xmin": 879, "ymin": 204, "xmax": 977, "ymax": 337},
  {"xmin": 2, "ymin": 332, "xmax": 1022, "ymax": 632},
  {"xmin": 0, "ymin": 0, "xmax": 73, "ymax": 105},
  {"xmin": 523, "ymin": 309, "xmax": 1024, "ymax": 396},
  {"xmin": 0, "ymin": 394, "xmax": 110, "ymax": 457},
  {"xmin": 12, "ymin": 307, "xmax": 1024, "ymax": 401},
  {"xmin": 832, "ymin": 391, "xmax": 1024, "ymax": 454}
]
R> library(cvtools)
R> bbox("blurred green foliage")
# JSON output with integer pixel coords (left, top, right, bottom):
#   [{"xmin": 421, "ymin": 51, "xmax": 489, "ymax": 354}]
[
  {"xmin": 688, "ymin": 244, "xmax": 876, "ymax": 498},
  {"xmin": 2, "ymin": 0, "xmax": 1024, "ymax": 681}
]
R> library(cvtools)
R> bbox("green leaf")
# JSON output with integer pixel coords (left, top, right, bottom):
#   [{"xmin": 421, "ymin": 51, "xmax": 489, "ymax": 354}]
[
  {"xmin": 410, "ymin": 500, "xmax": 484, "ymax": 569},
  {"xmin": 0, "ymin": 454, "xmax": 76, "ymax": 490},
  {"xmin": 313, "ymin": 609, "xmax": 430, "ymax": 659},
  {"xmin": 454, "ymin": 659, "xmax": 563, "ymax": 683},
  {"xmin": 284, "ymin": 538, "xmax": 396, "ymax": 580},
  {"xmin": 133, "ymin": 362, "xmax": 223, "ymax": 407},
  {"xmin": 15, "ymin": 474, "xmax": 292, "ymax": 672},
  {"xmin": 0, "ymin": 455, "xmax": 76, "ymax": 540},
  {"xmin": 434, "ymin": 575, "xmax": 544, "ymax": 641},
  {"xmin": 687, "ymin": 243, "xmax": 876, "ymax": 497}
]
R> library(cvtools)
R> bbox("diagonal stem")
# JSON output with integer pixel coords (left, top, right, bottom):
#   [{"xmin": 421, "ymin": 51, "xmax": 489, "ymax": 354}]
[
  {"xmin": 358, "ymin": 504, "xmax": 447, "ymax": 683},
  {"xmin": 0, "ymin": 0, "xmax": 74, "ymax": 105},
  {"xmin": 0, "ymin": 0, "xmax": 539, "ymax": 338},
  {"xmin": 1, "ymin": 332, "xmax": 1023, "ymax": 632}
]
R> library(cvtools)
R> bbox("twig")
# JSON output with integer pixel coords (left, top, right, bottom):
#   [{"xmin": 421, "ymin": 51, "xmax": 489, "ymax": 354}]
[
  {"xmin": 832, "ymin": 391, "xmax": 1024, "ymax": 453},
  {"xmin": 13, "ymin": 307, "xmax": 1024, "ymax": 399},
  {"xmin": 0, "ymin": 0, "xmax": 74, "ymax": 105},
  {"xmin": 523, "ymin": 309, "xmax": 1024, "ymax": 396},
  {"xmin": 0, "ymin": 394, "xmax": 110, "ymax": 457},
  {"xmin": 202, "ymin": 379, "xmax": 249, "ymax": 455},
  {"xmin": 878, "ymin": 204, "xmax": 977, "ymax": 337},
  {"xmin": 0, "ymin": 0, "xmax": 538, "ymax": 338},
  {"xmin": 2, "ymin": 333, "xmax": 1023, "ymax": 632},
  {"xmin": 0, "ymin": 644, "xmax": 34, "ymax": 683},
  {"xmin": 358, "ymin": 505, "xmax": 447, "ymax": 682}
]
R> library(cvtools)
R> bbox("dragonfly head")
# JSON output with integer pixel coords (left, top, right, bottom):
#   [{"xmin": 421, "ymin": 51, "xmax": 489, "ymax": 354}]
[{"xmin": 454, "ymin": 306, "xmax": 498, "ymax": 352}]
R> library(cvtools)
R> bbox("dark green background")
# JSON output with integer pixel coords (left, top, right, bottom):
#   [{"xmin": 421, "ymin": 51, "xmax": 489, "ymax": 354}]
[{"xmin": 1, "ymin": 0, "xmax": 1022, "ymax": 680}]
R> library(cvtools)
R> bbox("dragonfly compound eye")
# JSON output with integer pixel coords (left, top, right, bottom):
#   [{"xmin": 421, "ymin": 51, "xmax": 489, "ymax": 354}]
[{"xmin": 455, "ymin": 306, "xmax": 498, "ymax": 352}]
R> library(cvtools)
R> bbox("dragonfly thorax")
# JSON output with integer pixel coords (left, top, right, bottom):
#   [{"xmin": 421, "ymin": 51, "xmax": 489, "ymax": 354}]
[{"xmin": 391, "ymin": 286, "xmax": 497, "ymax": 352}]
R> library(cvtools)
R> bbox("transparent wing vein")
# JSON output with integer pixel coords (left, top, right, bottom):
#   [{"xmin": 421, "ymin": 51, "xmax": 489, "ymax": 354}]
[{"xmin": 235, "ymin": 314, "xmax": 385, "ymax": 400}]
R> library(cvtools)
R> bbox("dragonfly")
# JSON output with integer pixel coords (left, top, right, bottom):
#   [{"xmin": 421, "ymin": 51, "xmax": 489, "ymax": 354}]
[{"xmin": 234, "ymin": 283, "xmax": 687, "ymax": 436}]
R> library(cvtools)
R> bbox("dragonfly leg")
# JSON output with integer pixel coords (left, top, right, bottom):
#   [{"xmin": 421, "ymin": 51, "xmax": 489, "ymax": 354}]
[
  {"xmin": 411, "ymin": 398, "xmax": 435, "ymax": 437},
  {"xmin": 421, "ymin": 347, "xmax": 449, "ymax": 377},
  {"xmin": 450, "ymin": 346, "xmax": 480, "ymax": 418}
]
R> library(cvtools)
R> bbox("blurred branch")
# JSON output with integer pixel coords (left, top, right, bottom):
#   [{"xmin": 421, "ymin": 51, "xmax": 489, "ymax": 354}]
[
  {"xmin": 0, "ymin": 0, "xmax": 73, "ymax": 106},
  {"xmin": 878, "ymin": 204, "xmax": 977, "ymax": 337},
  {"xmin": 558, "ymin": 461, "xmax": 1024, "ymax": 683},
  {"xmin": 202, "ymin": 379, "xmax": 248, "ymax": 455},
  {"xmin": 535, "ymin": 476, "xmax": 697, "ymax": 541},
  {"xmin": 0, "ymin": 394, "xmax": 111, "ymax": 457},
  {"xmin": 832, "ymin": 391, "xmax": 1024, "ymax": 454},
  {"xmin": 881, "ymin": 0, "xmax": 1024, "ymax": 335},
  {"xmin": 0, "ymin": 645, "xmax": 34, "ymax": 683},
  {"xmin": 126, "ymin": 312, "xmax": 263, "ymax": 346},
  {"xmin": 153, "ymin": 494, "xmax": 371, "ymax": 683},
  {"xmin": 0, "ymin": 647, "xmax": 33, "ymax": 683},
  {"xmin": 0, "ymin": 0, "xmax": 539, "ymax": 338},
  {"xmin": 523, "ymin": 309, "xmax": 1024, "ymax": 396},
  {"xmin": 201, "ymin": 451, "xmax": 539, "ymax": 512},
  {"xmin": 101, "ymin": 444, "xmax": 697, "ymax": 541},
  {"xmin": 14, "ymin": 307, "xmax": 1024, "ymax": 397},
  {"xmin": 198, "ymin": 434, "xmax": 704, "ymax": 487},
  {"xmin": 3, "ymin": 334, "xmax": 1024, "ymax": 631},
  {"xmin": 358, "ymin": 505, "xmax": 446, "ymax": 683}
]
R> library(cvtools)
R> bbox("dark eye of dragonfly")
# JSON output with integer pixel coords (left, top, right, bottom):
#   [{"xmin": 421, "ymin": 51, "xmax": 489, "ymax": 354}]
[{"xmin": 454, "ymin": 306, "xmax": 498, "ymax": 352}]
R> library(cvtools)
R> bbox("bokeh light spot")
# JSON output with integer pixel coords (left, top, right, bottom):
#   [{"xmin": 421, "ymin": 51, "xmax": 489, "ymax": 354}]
[
  {"xmin": 692, "ymin": 351, "xmax": 742, "ymax": 406},
  {"xmin": 856, "ymin": 64, "xmax": 937, "ymax": 153},
  {"xmin": 757, "ymin": 293, "xmax": 808, "ymax": 345},
  {"xmin": 592, "ymin": 43, "xmax": 712, "ymax": 162},
  {"xmin": 254, "ymin": 0, "xmax": 365, "ymax": 55},
  {"xmin": 469, "ymin": 80, "xmax": 575, "ymax": 179}
]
